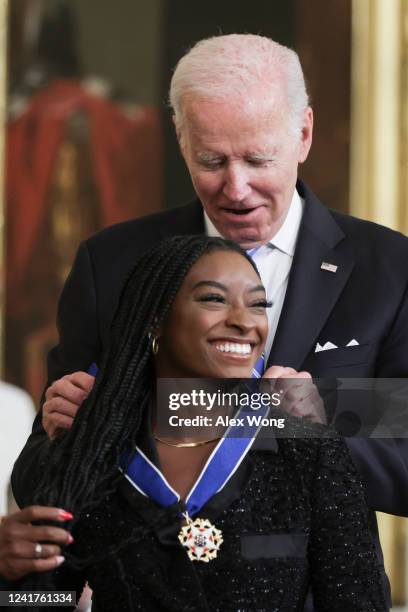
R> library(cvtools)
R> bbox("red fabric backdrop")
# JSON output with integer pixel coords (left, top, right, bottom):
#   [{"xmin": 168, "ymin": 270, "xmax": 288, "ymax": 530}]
[{"xmin": 6, "ymin": 79, "xmax": 162, "ymax": 315}]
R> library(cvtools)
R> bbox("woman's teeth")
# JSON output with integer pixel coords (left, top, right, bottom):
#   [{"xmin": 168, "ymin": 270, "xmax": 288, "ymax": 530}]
[{"xmin": 215, "ymin": 343, "xmax": 251, "ymax": 355}]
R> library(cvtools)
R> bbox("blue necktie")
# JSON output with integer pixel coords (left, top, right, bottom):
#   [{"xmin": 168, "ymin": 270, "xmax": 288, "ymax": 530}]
[{"xmin": 246, "ymin": 247, "xmax": 266, "ymax": 378}]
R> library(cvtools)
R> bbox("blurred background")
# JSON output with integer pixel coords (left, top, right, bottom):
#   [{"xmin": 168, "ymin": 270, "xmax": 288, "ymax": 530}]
[{"xmin": 0, "ymin": 0, "xmax": 407, "ymax": 607}]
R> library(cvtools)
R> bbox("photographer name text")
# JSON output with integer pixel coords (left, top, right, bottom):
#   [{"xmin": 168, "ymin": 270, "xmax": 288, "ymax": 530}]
[{"xmin": 168, "ymin": 414, "xmax": 285, "ymax": 429}]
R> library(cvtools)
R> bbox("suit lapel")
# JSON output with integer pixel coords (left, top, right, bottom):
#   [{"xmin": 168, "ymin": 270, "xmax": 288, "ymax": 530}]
[{"xmin": 268, "ymin": 183, "xmax": 355, "ymax": 370}]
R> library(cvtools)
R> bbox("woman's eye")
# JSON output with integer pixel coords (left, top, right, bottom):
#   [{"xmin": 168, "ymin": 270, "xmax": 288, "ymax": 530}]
[
  {"xmin": 251, "ymin": 300, "xmax": 272, "ymax": 309},
  {"xmin": 198, "ymin": 294, "xmax": 226, "ymax": 304}
]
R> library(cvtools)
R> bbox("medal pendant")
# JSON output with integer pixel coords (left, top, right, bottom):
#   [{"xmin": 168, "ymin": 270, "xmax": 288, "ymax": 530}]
[{"xmin": 178, "ymin": 514, "xmax": 223, "ymax": 562}]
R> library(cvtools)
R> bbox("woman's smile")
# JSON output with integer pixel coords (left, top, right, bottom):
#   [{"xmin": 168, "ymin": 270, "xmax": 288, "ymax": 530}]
[
  {"xmin": 211, "ymin": 339, "xmax": 254, "ymax": 358},
  {"xmin": 155, "ymin": 250, "xmax": 268, "ymax": 378}
]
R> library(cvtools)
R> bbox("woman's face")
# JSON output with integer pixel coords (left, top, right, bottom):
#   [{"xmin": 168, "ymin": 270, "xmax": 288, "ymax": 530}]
[{"xmin": 156, "ymin": 250, "xmax": 268, "ymax": 378}]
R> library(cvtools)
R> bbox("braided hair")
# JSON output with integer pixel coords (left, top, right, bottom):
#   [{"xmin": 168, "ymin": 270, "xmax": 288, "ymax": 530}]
[{"xmin": 35, "ymin": 235, "xmax": 259, "ymax": 516}]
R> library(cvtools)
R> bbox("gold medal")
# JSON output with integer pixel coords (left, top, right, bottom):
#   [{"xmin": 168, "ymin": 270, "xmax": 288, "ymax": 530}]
[{"xmin": 178, "ymin": 513, "xmax": 223, "ymax": 562}]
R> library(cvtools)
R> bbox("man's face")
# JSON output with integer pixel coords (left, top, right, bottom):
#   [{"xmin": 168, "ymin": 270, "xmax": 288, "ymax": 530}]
[{"xmin": 178, "ymin": 93, "xmax": 313, "ymax": 248}]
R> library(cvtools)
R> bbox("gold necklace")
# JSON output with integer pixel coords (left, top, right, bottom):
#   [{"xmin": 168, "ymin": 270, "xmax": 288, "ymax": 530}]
[{"xmin": 153, "ymin": 434, "xmax": 221, "ymax": 448}]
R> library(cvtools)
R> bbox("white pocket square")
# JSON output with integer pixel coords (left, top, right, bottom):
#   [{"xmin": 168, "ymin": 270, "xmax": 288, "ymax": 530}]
[
  {"xmin": 315, "ymin": 339, "xmax": 361, "ymax": 353},
  {"xmin": 315, "ymin": 341, "xmax": 338, "ymax": 353}
]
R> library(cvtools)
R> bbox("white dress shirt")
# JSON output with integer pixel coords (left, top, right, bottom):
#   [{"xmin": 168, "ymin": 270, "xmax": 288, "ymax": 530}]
[{"xmin": 204, "ymin": 189, "xmax": 304, "ymax": 361}]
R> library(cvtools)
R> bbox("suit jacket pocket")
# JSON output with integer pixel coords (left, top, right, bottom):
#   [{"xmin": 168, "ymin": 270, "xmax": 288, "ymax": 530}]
[
  {"xmin": 312, "ymin": 342, "xmax": 372, "ymax": 368},
  {"xmin": 241, "ymin": 534, "xmax": 309, "ymax": 560}
]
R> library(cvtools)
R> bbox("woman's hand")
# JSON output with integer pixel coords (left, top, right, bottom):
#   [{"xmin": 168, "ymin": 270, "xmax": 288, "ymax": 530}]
[
  {"xmin": 263, "ymin": 365, "xmax": 326, "ymax": 425},
  {"xmin": 0, "ymin": 506, "xmax": 73, "ymax": 581}
]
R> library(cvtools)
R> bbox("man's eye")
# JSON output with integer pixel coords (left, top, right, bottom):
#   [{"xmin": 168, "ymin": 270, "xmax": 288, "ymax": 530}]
[
  {"xmin": 198, "ymin": 294, "xmax": 226, "ymax": 303},
  {"xmin": 200, "ymin": 160, "xmax": 223, "ymax": 169},
  {"xmin": 246, "ymin": 158, "xmax": 273, "ymax": 167}
]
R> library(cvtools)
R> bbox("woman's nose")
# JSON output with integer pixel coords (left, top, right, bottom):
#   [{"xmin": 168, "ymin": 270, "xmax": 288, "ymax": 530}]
[{"xmin": 225, "ymin": 305, "xmax": 255, "ymax": 333}]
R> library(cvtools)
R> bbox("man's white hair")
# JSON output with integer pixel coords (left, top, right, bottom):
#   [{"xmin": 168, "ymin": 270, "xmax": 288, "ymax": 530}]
[{"xmin": 169, "ymin": 34, "xmax": 309, "ymax": 139}]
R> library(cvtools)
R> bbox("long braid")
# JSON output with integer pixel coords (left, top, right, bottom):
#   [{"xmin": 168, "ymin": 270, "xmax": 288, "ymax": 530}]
[{"xmin": 34, "ymin": 236, "xmax": 259, "ymax": 517}]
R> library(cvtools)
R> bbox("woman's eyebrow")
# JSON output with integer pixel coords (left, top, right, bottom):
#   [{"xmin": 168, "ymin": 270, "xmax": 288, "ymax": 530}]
[
  {"xmin": 191, "ymin": 281, "xmax": 266, "ymax": 294},
  {"xmin": 248, "ymin": 284, "xmax": 266, "ymax": 294},
  {"xmin": 192, "ymin": 280, "xmax": 227, "ymax": 291}
]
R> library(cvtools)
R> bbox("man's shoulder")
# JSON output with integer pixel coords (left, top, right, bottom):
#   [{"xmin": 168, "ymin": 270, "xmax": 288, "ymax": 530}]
[
  {"xmin": 329, "ymin": 209, "xmax": 408, "ymax": 278},
  {"xmin": 86, "ymin": 200, "xmax": 203, "ymax": 252},
  {"xmin": 300, "ymin": 181, "xmax": 408, "ymax": 252},
  {"xmin": 331, "ymin": 208, "xmax": 408, "ymax": 250}
]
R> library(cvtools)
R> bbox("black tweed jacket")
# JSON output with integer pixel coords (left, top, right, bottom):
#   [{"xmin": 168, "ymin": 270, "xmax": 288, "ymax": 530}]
[{"xmin": 50, "ymin": 419, "xmax": 387, "ymax": 612}]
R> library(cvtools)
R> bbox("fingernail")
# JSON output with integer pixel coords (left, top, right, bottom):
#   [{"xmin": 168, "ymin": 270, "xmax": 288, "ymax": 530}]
[
  {"xmin": 56, "ymin": 556, "xmax": 65, "ymax": 566},
  {"xmin": 67, "ymin": 534, "xmax": 74, "ymax": 544},
  {"xmin": 58, "ymin": 510, "xmax": 74, "ymax": 521}
]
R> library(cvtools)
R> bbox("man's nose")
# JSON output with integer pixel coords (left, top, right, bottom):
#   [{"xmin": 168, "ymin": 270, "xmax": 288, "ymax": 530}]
[{"xmin": 222, "ymin": 165, "xmax": 251, "ymax": 202}]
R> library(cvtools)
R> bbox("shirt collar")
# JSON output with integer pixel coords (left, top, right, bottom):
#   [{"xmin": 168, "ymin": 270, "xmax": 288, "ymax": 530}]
[
  {"xmin": 203, "ymin": 188, "xmax": 304, "ymax": 256},
  {"xmin": 269, "ymin": 189, "xmax": 304, "ymax": 256},
  {"xmin": 204, "ymin": 209, "xmax": 223, "ymax": 238}
]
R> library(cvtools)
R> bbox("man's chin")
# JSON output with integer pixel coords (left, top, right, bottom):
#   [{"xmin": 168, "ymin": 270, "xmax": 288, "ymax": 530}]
[
  {"xmin": 236, "ymin": 237, "xmax": 265, "ymax": 249},
  {"xmin": 222, "ymin": 230, "xmax": 266, "ymax": 249},
  {"xmin": 215, "ymin": 216, "xmax": 271, "ymax": 247}
]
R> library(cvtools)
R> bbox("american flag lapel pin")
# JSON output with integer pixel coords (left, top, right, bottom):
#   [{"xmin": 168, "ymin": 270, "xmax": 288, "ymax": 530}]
[{"xmin": 321, "ymin": 262, "xmax": 338, "ymax": 273}]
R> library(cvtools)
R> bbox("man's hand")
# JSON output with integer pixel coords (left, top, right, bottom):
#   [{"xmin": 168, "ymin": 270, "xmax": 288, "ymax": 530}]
[
  {"xmin": 43, "ymin": 372, "xmax": 95, "ymax": 439},
  {"xmin": 263, "ymin": 365, "xmax": 326, "ymax": 425},
  {"xmin": 0, "ymin": 506, "xmax": 73, "ymax": 581}
]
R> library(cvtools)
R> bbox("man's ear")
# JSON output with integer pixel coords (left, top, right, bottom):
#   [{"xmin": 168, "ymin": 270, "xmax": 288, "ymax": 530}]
[{"xmin": 298, "ymin": 106, "xmax": 313, "ymax": 164}]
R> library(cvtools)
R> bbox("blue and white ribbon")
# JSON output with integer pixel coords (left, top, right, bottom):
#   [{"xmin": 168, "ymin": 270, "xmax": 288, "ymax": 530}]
[{"xmin": 123, "ymin": 403, "xmax": 270, "ymax": 517}]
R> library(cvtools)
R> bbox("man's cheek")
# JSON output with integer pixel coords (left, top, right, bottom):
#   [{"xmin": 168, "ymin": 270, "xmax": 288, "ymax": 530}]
[{"xmin": 194, "ymin": 174, "xmax": 220, "ymax": 195}]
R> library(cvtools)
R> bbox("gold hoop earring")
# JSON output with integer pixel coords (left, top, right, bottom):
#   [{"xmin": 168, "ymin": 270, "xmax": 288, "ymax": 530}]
[{"xmin": 152, "ymin": 336, "xmax": 159, "ymax": 355}]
